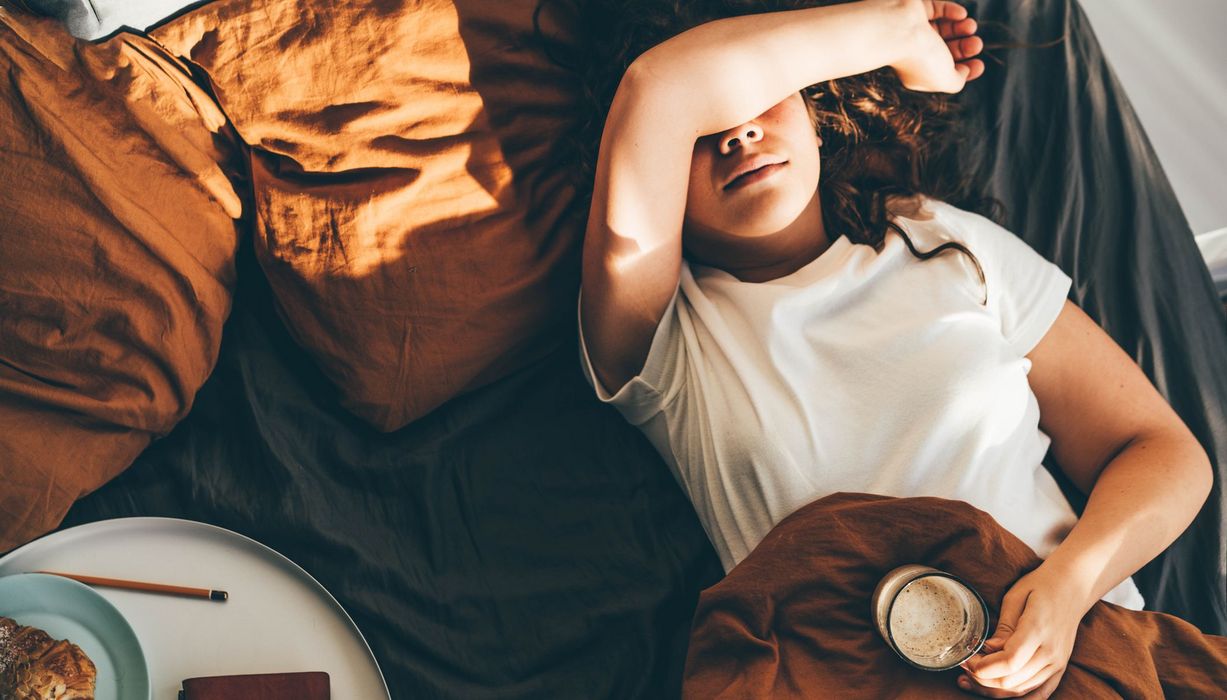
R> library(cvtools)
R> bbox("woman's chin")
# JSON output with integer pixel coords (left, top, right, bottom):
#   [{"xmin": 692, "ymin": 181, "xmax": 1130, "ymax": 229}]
[{"xmin": 727, "ymin": 205, "xmax": 812, "ymax": 238}]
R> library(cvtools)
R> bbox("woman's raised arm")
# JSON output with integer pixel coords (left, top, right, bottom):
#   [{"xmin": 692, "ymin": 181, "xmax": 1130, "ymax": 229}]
[
  {"xmin": 581, "ymin": 0, "xmax": 977, "ymax": 394},
  {"xmin": 633, "ymin": 0, "xmax": 972, "ymax": 135}
]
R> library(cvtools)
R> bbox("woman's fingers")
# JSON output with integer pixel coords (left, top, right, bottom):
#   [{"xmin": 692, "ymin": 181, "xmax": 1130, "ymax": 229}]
[
  {"xmin": 899, "ymin": 1, "xmax": 983, "ymax": 93},
  {"xmin": 968, "ymin": 632, "xmax": 1043, "ymax": 681},
  {"xmin": 947, "ymin": 35, "xmax": 984, "ymax": 61},
  {"xmin": 942, "ymin": 27, "xmax": 981, "ymax": 81},
  {"xmin": 1030, "ymin": 668, "xmax": 1066, "ymax": 699},
  {"xmin": 929, "ymin": 0, "xmax": 970, "ymax": 22},
  {"xmin": 977, "ymin": 654, "xmax": 1053, "ymax": 691},
  {"xmin": 958, "ymin": 664, "xmax": 1056, "ymax": 698},
  {"xmin": 1005, "ymin": 663, "xmax": 1060, "ymax": 695},
  {"xmin": 937, "ymin": 16, "xmax": 978, "ymax": 40},
  {"xmin": 960, "ymin": 58, "xmax": 986, "ymax": 82},
  {"xmin": 957, "ymin": 673, "xmax": 1028, "ymax": 698}
]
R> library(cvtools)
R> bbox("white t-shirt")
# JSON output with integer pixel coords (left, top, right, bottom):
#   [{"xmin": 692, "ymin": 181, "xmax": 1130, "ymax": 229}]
[{"xmin": 577, "ymin": 196, "xmax": 1145, "ymax": 610}]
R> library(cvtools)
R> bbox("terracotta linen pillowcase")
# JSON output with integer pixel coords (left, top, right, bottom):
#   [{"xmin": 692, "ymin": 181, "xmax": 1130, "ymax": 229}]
[
  {"xmin": 0, "ymin": 7, "xmax": 242, "ymax": 552},
  {"xmin": 148, "ymin": 0, "xmax": 584, "ymax": 431}
]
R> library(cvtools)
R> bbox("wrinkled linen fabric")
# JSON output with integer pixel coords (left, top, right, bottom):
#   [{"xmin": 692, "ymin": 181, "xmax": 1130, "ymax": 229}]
[
  {"xmin": 0, "ymin": 0, "xmax": 1221, "ymax": 697},
  {"xmin": 146, "ymin": 0, "xmax": 586, "ymax": 431},
  {"xmin": 682, "ymin": 493, "xmax": 1227, "ymax": 699},
  {"xmin": 0, "ymin": 5, "xmax": 242, "ymax": 552}
]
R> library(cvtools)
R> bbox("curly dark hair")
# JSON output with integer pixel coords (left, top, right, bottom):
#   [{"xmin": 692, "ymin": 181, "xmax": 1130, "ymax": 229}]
[{"xmin": 532, "ymin": 0, "xmax": 1027, "ymax": 301}]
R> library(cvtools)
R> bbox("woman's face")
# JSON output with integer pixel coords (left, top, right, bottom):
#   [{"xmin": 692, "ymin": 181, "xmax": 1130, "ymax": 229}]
[{"xmin": 683, "ymin": 92, "xmax": 822, "ymax": 241}]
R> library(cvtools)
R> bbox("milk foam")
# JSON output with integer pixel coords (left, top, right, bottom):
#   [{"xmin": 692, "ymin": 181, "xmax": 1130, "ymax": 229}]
[{"xmin": 888, "ymin": 577, "xmax": 971, "ymax": 660}]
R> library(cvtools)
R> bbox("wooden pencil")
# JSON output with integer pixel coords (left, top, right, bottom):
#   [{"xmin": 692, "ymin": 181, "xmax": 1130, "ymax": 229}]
[{"xmin": 35, "ymin": 570, "xmax": 229, "ymax": 602}]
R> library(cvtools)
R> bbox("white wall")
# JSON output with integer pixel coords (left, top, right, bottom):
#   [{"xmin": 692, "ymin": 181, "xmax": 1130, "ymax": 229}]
[{"xmin": 1076, "ymin": 0, "xmax": 1227, "ymax": 237}]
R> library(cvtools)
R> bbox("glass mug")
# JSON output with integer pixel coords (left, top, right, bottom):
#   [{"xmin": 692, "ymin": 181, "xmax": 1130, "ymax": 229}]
[{"xmin": 871, "ymin": 564, "xmax": 990, "ymax": 671}]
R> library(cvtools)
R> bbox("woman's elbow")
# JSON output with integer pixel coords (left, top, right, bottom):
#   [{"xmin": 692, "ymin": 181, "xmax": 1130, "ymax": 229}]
[
  {"xmin": 1174, "ymin": 430, "xmax": 1216, "ymax": 512},
  {"xmin": 1193, "ymin": 444, "xmax": 1215, "ymax": 509}
]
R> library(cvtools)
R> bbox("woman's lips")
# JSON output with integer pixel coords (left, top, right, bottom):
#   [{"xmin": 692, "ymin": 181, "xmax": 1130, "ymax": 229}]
[{"xmin": 724, "ymin": 162, "xmax": 786, "ymax": 191}]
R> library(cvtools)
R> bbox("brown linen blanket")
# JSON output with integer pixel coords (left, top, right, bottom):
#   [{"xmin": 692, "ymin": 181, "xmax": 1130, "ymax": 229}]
[{"xmin": 683, "ymin": 493, "xmax": 1227, "ymax": 699}]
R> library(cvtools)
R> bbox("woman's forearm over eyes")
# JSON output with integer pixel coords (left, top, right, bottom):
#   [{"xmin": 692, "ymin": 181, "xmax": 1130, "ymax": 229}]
[{"xmin": 626, "ymin": 0, "xmax": 917, "ymax": 138}]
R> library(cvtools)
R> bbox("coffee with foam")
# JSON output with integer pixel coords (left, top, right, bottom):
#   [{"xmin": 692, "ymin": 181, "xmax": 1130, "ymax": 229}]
[
  {"xmin": 889, "ymin": 577, "xmax": 974, "ymax": 660},
  {"xmin": 871, "ymin": 565, "xmax": 988, "ymax": 670}
]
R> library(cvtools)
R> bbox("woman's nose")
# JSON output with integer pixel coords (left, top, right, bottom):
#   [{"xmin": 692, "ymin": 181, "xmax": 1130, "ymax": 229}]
[{"xmin": 720, "ymin": 122, "xmax": 763, "ymax": 154}]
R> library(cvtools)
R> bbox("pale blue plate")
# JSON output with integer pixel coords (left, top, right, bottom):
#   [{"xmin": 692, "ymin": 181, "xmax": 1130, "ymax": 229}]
[{"xmin": 0, "ymin": 573, "xmax": 150, "ymax": 700}]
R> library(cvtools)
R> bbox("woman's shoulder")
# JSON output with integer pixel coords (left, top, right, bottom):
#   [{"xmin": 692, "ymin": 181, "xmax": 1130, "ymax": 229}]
[
  {"xmin": 885, "ymin": 193, "xmax": 935, "ymax": 221},
  {"xmin": 890, "ymin": 195, "xmax": 1002, "ymax": 236},
  {"xmin": 887, "ymin": 196, "xmax": 1012, "ymax": 260}
]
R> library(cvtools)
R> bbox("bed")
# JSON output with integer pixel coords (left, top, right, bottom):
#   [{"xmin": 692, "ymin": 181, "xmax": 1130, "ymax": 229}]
[{"xmin": 1, "ymin": 0, "xmax": 1224, "ymax": 697}]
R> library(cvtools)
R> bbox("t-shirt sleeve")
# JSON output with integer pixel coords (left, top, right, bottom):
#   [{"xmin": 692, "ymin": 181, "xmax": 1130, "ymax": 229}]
[
  {"xmin": 577, "ymin": 284, "xmax": 688, "ymax": 425},
  {"xmin": 940, "ymin": 203, "xmax": 1073, "ymax": 357}
]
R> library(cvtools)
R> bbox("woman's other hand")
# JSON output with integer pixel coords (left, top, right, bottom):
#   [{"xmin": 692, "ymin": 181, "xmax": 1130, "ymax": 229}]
[
  {"xmin": 890, "ymin": 0, "xmax": 985, "ymax": 92},
  {"xmin": 955, "ymin": 566, "xmax": 1085, "ymax": 698}
]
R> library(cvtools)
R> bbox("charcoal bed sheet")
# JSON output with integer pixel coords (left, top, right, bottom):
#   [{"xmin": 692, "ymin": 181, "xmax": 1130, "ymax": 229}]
[{"xmin": 45, "ymin": 0, "xmax": 1227, "ymax": 697}]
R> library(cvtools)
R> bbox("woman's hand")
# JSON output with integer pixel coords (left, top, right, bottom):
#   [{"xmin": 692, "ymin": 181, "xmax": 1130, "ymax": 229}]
[
  {"xmin": 955, "ymin": 566, "xmax": 1088, "ymax": 698},
  {"xmin": 890, "ymin": 0, "xmax": 985, "ymax": 93}
]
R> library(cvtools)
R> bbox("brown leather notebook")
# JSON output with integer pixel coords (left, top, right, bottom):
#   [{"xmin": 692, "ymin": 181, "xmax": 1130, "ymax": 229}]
[{"xmin": 179, "ymin": 671, "xmax": 330, "ymax": 700}]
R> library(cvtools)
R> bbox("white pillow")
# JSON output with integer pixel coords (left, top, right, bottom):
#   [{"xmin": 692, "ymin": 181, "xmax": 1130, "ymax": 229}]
[
  {"xmin": 24, "ymin": 0, "xmax": 209, "ymax": 40},
  {"xmin": 1196, "ymin": 227, "xmax": 1227, "ymax": 299}
]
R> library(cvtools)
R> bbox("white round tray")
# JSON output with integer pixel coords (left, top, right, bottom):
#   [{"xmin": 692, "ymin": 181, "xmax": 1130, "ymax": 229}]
[{"xmin": 0, "ymin": 517, "xmax": 390, "ymax": 700}]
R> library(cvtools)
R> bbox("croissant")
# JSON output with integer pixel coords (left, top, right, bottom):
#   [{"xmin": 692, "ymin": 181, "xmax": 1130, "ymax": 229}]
[{"xmin": 0, "ymin": 616, "xmax": 96, "ymax": 700}]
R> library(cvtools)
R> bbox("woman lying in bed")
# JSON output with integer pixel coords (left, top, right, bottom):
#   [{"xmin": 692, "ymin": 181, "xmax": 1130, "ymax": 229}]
[{"xmin": 570, "ymin": 0, "xmax": 1213, "ymax": 695}]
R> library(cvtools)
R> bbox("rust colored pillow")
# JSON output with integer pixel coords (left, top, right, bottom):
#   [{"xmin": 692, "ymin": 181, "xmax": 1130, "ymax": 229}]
[
  {"xmin": 148, "ymin": 0, "xmax": 584, "ymax": 431},
  {"xmin": 0, "ymin": 7, "xmax": 242, "ymax": 552}
]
